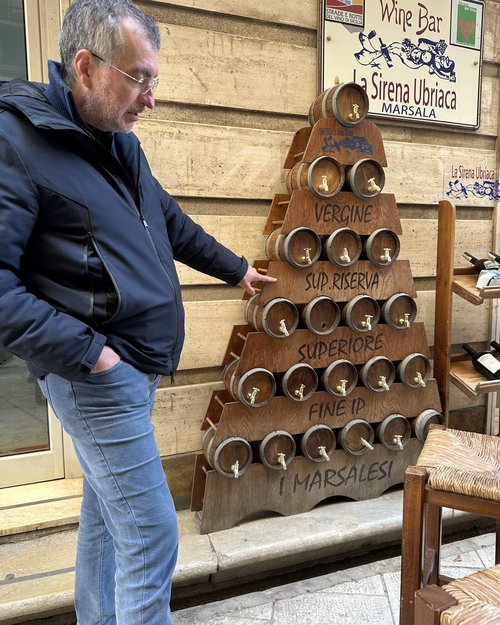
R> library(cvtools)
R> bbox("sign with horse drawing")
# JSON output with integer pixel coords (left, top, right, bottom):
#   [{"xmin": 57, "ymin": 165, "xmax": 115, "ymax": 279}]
[{"xmin": 319, "ymin": 0, "xmax": 485, "ymax": 129}]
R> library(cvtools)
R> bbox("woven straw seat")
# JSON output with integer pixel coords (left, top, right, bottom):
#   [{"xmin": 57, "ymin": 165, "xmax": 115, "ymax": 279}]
[{"xmin": 400, "ymin": 426, "xmax": 500, "ymax": 625}]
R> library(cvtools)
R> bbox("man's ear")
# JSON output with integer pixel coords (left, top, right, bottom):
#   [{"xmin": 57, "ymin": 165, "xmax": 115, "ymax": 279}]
[{"xmin": 73, "ymin": 49, "xmax": 94, "ymax": 89}]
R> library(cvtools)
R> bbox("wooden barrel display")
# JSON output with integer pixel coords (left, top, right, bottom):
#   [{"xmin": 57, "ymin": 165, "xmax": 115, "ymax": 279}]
[
  {"xmin": 301, "ymin": 424, "xmax": 336, "ymax": 463},
  {"xmin": 364, "ymin": 228, "xmax": 401, "ymax": 267},
  {"xmin": 202, "ymin": 428, "xmax": 253, "ymax": 478},
  {"xmin": 344, "ymin": 159, "xmax": 385, "ymax": 199},
  {"xmin": 245, "ymin": 293, "xmax": 299, "ymax": 338},
  {"xmin": 342, "ymin": 294, "xmax": 380, "ymax": 332},
  {"xmin": 322, "ymin": 359, "xmax": 358, "ymax": 397},
  {"xmin": 259, "ymin": 430, "xmax": 296, "ymax": 470},
  {"xmin": 286, "ymin": 156, "xmax": 345, "ymax": 198},
  {"xmin": 397, "ymin": 353, "xmax": 431, "ymax": 389},
  {"xmin": 381, "ymin": 292, "xmax": 417, "ymax": 330},
  {"xmin": 339, "ymin": 419, "xmax": 375, "ymax": 455},
  {"xmin": 359, "ymin": 356, "xmax": 396, "ymax": 392},
  {"xmin": 308, "ymin": 82, "xmax": 369, "ymax": 127},
  {"xmin": 265, "ymin": 226, "xmax": 322, "ymax": 268},
  {"xmin": 376, "ymin": 413, "xmax": 411, "ymax": 451},
  {"xmin": 412, "ymin": 409, "xmax": 445, "ymax": 442},
  {"xmin": 301, "ymin": 296, "xmax": 341, "ymax": 335},
  {"xmin": 323, "ymin": 227, "xmax": 362, "ymax": 267},
  {"xmin": 223, "ymin": 358, "xmax": 277, "ymax": 407},
  {"xmin": 281, "ymin": 363, "xmax": 318, "ymax": 402}
]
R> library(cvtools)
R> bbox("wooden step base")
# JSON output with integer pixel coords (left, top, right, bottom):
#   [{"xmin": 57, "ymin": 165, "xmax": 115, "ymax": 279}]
[{"xmin": 196, "ymin": 438, "xmax": 422, "ymax": 533}]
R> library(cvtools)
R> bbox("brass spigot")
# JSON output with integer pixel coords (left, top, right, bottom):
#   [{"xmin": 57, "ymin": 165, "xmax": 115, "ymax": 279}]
[
  {"xmin": 379, "ymin": 248, "xmax": 392, "ymax": 263},
  {"xmin": 360, "ymin": 437, "xmax": 374, "ymax": 451},
  {"xmin": 399, "ymin": 312, "xmax": 411, "ymax": 328},
  {"xmin": 301, "ymin": 247, "xmax": 312, "ymax": 265},
  {"xmin": 414, "ymin": 371, "xmax": 426, "ymax": 388},
  {"xmin": 393, "ymin": 434, "xmax": 404, "ymax": 450},
  {"xmin": 294, "ymin": 383, "xmax": 306, "ymax": 401},
  {"xmin": 279, "ymin": 319, "xmax": 289, "ymax": 337},
  {"xmin": 339, "ymin": 247, "xmax": 351, "ymax": 263},
  {"xmin": 378, "ymin": 376, "xmax": 390, "ymax": 391},
  {"xmin": 277, "ymin": 452, "xmax": 287, "ymax": 470},
  {"xmin": 318, "ymin": 446, "xmax": 330, "ymax": 461},
  {"xmin": 318, "ymin": 174, "xmax": 330, "ymax": 193},
  {"xmin": 336, "ymin": 379, "xmax": 348, "ymax": 397},
  {"xmin": 361, "ymin": 314, "xmax": 373, "ymax": 331},
  {"xmin": 348, "ymin": 103, "xmax": 360, "ymax": 121},
  {"xmin": 231, "ymin": 460, "xmax": 240, "ymax": 478},
  {"xmin": 247, "ymin": 387, "xmax": 260, "ymax": 405},
  {"xmin": 367, "ymin": 177, "xmax": 381, "ymax": 193}
]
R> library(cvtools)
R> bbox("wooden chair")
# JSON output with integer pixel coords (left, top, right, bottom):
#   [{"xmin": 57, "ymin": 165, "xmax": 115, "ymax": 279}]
[{"xmin": 399, "ymin": 426, "xmax": 500, "ymax": 625}]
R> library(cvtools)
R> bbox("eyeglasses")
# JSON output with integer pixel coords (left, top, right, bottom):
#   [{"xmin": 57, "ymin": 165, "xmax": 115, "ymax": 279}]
[{"xmin": 91, "ymin": 52, "xmax": 159, "ymax": 95}]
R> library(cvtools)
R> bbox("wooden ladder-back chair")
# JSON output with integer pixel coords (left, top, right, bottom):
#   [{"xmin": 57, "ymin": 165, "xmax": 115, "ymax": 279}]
[{"xmin": 399, "ymin": 426, "xmax": 500, "ymax": 625}]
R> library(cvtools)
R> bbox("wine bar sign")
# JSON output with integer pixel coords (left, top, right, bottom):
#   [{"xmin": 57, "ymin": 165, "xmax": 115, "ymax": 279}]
[{"xmin": 319, "ymin": 0, "xmax": 485, "ymax": 129}]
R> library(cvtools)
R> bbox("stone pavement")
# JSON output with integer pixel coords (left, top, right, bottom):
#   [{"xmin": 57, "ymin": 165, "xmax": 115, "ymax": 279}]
[{"xmin": 172, "ymin": 532, "xmax": 497, "ymax": 625}]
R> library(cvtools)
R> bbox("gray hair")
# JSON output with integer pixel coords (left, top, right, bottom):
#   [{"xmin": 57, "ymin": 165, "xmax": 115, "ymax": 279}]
[{"xmin": 60, "ymin": 0, "xmax": 160, "ymax": 82}]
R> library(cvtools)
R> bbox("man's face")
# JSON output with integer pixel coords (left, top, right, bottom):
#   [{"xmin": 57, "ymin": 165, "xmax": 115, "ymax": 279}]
[{"xmin": 81, "ymin": 18, "xmax": 158, "ymax": 133}]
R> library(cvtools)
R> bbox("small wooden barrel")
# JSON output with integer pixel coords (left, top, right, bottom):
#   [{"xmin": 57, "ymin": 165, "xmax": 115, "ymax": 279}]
[
  {"xmin": 286, "ymin": 156, "xmax": 345, "ymax": 198},
  {"xmin": 223, "ymin": 358, "xmax": 277, "ymax": 407},
  {"xmin": 245, "ymin": 293, "xmax": 299, "ymax": 338},
  {"xmin": 376, "ymin": 413, "xmax": 411, "ymax": 451},
  {"xmin": 202, "ymin": 428, "xmax": 253, "ymax": 478},
  {"xmin": 344, "ymin": 159, "xmax": 385, "ymax": 199},
  {"xmin": 301, "ymin": 296, "xmax": 341, "ymax": 335},
  {"xmin": 381, "ymin": 292, "xmax": 417, "ymax": 330},
  {"xmin": 322, "ymin": 359, "xmax": 358, "ymax": 397},
  {"xmin": 359, "ymin": 356, "xmax": 396, "ymax": 392},
  {"xmin": 397, "ymin": 353, "xmax": 431, "ymax": 389},
  {"xmin": 412, "ymin": 409, "xmax": 444, "ymax": 442},
  {"xmin": 281, "ymin": 363, "xmax": 318, "ymax": 402},
  {"xmin": 259, "ymin": 430, "xmax": 296, "ymax": 470},
  {"xmin": 339, "ymin": 419, "xmax": 375, "ymax": 455},
  {"xmin": 342, "ymin": 294, "xmax": 380, "ymax": 332},
  {"xmin": 265, "ymin": 226, "xmax": 322, "ymax": 268},
  {"xmin": 323, "ymin": 227, "xmax": 362, "ymax": 267},
  {"xmin": 364, "ymin": 228, "xmax": 401, "ymax": 267},
  {"xmin": 308, "ymin": 82, "xmax": 369, "ymax": 127},
  {"xmin": 301, "ymin": 424, "xmax": 336, "ymax": 463}
]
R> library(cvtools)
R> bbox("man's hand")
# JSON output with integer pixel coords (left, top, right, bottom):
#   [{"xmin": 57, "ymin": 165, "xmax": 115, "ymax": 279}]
[
  {"xmin": 90, "ymin": 345, "xmax": 121, "ymax": 373},
  {"xmin": 238, "ymin": 266, "xmax": 277, "ymax": 296}
]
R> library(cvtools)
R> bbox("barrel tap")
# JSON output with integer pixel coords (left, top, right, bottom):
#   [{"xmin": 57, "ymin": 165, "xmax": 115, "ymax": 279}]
[
  {"xmin": 360, "ymin": 437, "xmax": 374, "ymax": 451},
  {"xmin": 318, "ymin": 175, "xmax": 330, "ymax": 193},
  {"xmin": 367, "ymin": 177, "xmax": 381, "ymax": 194},
  {"xmin": 279, "ymin": 319, "xmax": 289, "ymax": 336},
  {"xmin": 379, "ymin": 248, "xmax": 392, "ymax": 263},
  {"xmin": 318, "ymin": 445, "xmax": 330, "ymax": 462},
  {"xmin": 361, "ymin": 314, "xmax": 373, "ymax": 331},
  {"xmin": 349, "ymin": 103, "xmax": 360, "ymax": 121},
  {"xmin": 393, "ymin": 434, "xmax": 404, "ymax": 450},
  {"xmin": 246, "ymin": 387, "xmax": 260, "ymax": 405},
  {"xmin": 301, "ymin": 247, "xmax": 312, "ymax": 265},
  {"xmin": 294, "ymin": 384, "xmax": 305, "ymax": 401},
  {"xmin": 336, "ymin": 379, "xmax": 348, "ymax": 397},
  {"xmin": 339, "ymin": 247, "xmax": 351, "ymax": 263},
  {"xmin": 414, "ymin": 371, "xmax": 426, "ymax": 388},
  {"xmin": 231, "ymin": 460, "xmax": 240, "ymax": 478},
  {"xmin": 277, "ymin": 452, "xmax": 287, "ymax": 470},
  {"xmin": 399, "ymin": 312, "xmax": 411, "ymax": 328},
  {"xmin": 378, "ymin": 376, "xmax": 390, "ymax": 391}
]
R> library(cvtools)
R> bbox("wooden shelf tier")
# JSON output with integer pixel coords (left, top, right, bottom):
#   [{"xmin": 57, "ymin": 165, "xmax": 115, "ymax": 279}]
[
  {"xmin": 453, "ymin": 268, "xmax": 500, "ymax": 305},
  {"xmin": 449, "ymin": 354, "xmax": 500, "ymax": 398},
  {"xmin": 194, "ymin": 438, "xmax": 423, "ymax": 534}
]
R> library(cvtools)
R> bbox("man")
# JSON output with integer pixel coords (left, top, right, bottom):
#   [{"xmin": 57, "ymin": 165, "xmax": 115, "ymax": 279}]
[{"xmin": 0, "ymin": 1, "xmax": 275, "ymax": 623}]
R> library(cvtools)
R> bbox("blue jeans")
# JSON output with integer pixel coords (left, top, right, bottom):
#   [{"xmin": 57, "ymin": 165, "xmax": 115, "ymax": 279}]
[{"xmin": 39, "ymin": 361, "xmax": 179, "ymax": 625}]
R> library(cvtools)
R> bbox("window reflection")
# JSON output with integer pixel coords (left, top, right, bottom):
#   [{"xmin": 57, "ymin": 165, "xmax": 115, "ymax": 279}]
[{"xmin": 0, "ymin": 0, "xmax": 27, "ymax": 80}]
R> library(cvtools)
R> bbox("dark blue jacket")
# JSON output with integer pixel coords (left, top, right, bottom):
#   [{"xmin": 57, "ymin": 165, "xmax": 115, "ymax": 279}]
[{"xmin": 0, "ymin": 62, "xmax": 247, "ymax": 381}]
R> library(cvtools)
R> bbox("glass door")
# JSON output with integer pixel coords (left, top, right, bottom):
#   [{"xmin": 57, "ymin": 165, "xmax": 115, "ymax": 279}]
[{"xmin": 0, "ymin": 0, "xmax": 65, "ymax": 488}]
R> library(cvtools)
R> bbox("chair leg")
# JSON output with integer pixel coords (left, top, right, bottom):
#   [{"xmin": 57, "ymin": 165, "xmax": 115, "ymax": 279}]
[
  {"xmin": 414, "ymin": 585, "xmax": 458, "ymax": 625},
  {"xmin": 423, "ymin": 503, "xmax": 442, "ymax": 586},
  {"xmin": 400, "ymin": 466, "xmax": 428, "ymax": 625},
  {"xmin": 496, "ymin": 518, "xmax": 500, "ymax": 565}
]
